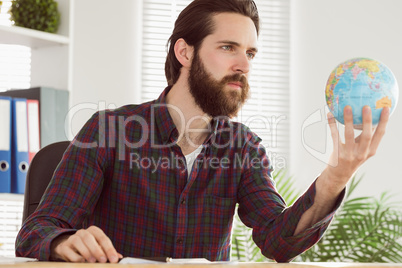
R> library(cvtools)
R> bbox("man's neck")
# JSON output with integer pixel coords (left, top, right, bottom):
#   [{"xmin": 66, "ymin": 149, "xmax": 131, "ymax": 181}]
[{"xmin": 166, "ymin": 81, "xmax": 211, "ymax": 154}]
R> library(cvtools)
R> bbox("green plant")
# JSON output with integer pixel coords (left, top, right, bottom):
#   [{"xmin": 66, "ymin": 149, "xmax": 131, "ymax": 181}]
[
  {"xmin": 9, "ymin": 0, "xmax": 60, "ymax": 33},
  {"xmin": 231, "ymin": 173, "xmax": 402, "ymax": 262},
  {"xmin": 297, "ymin": 175, "xmax": 402, "ymax": 262}
]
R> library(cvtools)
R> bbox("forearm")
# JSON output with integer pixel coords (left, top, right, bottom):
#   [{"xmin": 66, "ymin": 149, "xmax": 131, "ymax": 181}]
[
  {"xmin": 294, "ymin": 169, "xmax": 346, "ymax": 235},
  {"xmin": 240, "ymin": 178, "xmax": 342, "ymax": 262}
]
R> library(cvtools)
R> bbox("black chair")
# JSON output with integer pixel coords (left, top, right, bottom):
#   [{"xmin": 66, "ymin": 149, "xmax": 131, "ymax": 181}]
[{"xmin": 22, "ymin": 141, "xmax": 70, "ymax": 223}]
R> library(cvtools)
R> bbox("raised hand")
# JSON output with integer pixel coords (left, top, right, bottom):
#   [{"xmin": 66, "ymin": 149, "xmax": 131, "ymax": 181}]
[
  {"xmin": 295, "ymin": 105, "xmax": 390, "ymax": 235},
  {"xmin": 323, "ymin": 105, "xmax": 390, "ymax": 195}
]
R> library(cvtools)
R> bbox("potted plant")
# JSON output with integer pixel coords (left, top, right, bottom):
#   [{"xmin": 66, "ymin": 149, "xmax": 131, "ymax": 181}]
[
  {"xmin": 231, "ymin": 172, "xmax": 402, "ymax": 262},
  {"xmin": 9, "ymin": 0, "xmax": 60, "ymax": 33}
]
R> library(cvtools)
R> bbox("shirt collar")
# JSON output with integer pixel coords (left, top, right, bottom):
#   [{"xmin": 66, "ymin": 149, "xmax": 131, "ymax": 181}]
[{"xmin": 154, "ymin": 86, "xmax": 178, "ymax": 145}]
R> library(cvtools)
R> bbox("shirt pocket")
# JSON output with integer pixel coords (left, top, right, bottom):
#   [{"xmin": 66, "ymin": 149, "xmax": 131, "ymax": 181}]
[
  {"xmin": 202, "ymin": 195, "xmax": 236, "ymax": 260},
  {"xmin": 204, "ymin": 195, "xmax": 236, "ymax": 223}
]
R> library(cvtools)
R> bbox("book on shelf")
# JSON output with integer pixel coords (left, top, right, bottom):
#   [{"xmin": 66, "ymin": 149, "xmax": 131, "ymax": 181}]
[
  {"xmin": 0, "ymin": 87, "xmax": 69, "ymax": 193},
  {"xmin": 0, "ymin": 87, "xmax": 70, "ymax": 148}
]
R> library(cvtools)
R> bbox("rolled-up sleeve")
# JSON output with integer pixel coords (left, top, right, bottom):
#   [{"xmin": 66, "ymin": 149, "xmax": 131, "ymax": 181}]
[{"xmin": 237, "ymin": 142, "xmax": 344, "ymax": 262}]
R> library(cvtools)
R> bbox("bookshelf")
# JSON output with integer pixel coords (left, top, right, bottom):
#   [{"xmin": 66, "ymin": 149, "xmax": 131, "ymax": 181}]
[
  {"xmin": 0, "ymin": 0, "xmax": 74, "ymax": 256},
  {"xmin": 0, "ymin": 193, "xmax": 23, "ymax": 201},
  {"xmin": 0, "ymin": 24, "xmax": 69, "ymax": 47},
  {"xmin": 0, "ymin": 0, "xmax": 73, "ymax": 92}
]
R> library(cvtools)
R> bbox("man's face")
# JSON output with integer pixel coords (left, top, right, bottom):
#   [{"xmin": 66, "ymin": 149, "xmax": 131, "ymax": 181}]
[
  {"xmin": 188, "ymin": 51, "xmax": 249, "ymax": 118},
  {"xmin": 188, "ymin": 12, "xmax": 258, "ymax": 118}
]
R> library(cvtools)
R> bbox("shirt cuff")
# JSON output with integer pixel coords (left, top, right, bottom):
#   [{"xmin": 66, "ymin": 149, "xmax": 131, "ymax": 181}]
[
  {"xmin": 39, "ymin": 229, "xmax": 77, "ymax": 261},
  {"xmin": 285, "ymin": 177, "xmax": 346, "ymax": 240}
]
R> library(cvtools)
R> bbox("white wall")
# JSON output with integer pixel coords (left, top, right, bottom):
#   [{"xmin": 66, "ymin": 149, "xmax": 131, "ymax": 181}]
[
  {"xmin": 290, "ymin": 0, "xmax": 402, "ymax": 200},
  {"xmin": 68, "ymin": 0, "xmax": 402, "ymax": 200},
  {"xmin": 70, "ymin": 0, "xmax": 143, "ymax": 135}
]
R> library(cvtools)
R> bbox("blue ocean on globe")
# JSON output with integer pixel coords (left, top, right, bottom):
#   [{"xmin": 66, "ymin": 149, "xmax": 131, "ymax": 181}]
[{"xmin": 325, "ymin": 58, "xmax": 398, "ymax": 129}]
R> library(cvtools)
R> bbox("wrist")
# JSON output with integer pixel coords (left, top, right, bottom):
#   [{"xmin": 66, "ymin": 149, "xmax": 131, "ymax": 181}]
[
  {"xmin": 316, "ymin": 169, "xmax": 347, "ymax": 204},
  {"xmin": 50, "ymin": 233, "xmax": 71, "ymax": 261}
]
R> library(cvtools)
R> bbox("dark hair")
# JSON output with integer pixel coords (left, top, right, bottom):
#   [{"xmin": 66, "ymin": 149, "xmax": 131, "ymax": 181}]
[{"xmin": 165, "ymin": 0, "xmax": 260, "ymax": 86}]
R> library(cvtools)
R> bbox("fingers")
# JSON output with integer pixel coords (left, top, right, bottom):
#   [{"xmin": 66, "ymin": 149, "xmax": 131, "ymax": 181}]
[
  {"xmin": 357, "ymin": 106, "xmax": 373, "ymax": 156},
  {"xmin": 343, "ymin": 106, "xmax": 355, "ymax": 147},
  {"xmin": 75, "ymin": 228, "xmax": 108, "ymax": 263},
  {"xmin": 52, "ymin": 234, "xmax": 86, "ymax": 263},
  {"xmin": 53, "ymin": 226, "xmax": 121, "ymax": 263},
  {"xmin": 368, "ymin": 107, "xmax": 390, "ymax": 157},
  {"xmin": 325, "ymin": 105, "xmax": 388, "ymax": 181},
  {"xmin": 327, "ymin": 112, "xmax": 340, "ymax": 167},
  {"xmin": 59, "ymin": 244, "xmax": 86, "ymax": 262},
  {"xmin": 327, "ymin": 112, "xmax": 341, "ymax": 147},
  {"xmin": 88, "ymin": 226, "xmax": 120, "ymax": 263}
]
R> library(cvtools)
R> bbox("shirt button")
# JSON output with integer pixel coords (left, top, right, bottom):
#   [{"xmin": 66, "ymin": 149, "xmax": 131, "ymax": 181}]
[
  {"xmin": 180, "ymin": 199, "xmax": 186, "ymax": 205},
  {"xmin": 176, "ymin": 238, "xmax": 183, "ymax": 244}
]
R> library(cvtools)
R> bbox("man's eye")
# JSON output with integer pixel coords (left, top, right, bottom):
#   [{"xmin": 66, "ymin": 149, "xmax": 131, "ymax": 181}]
[
  {"xmin": 247, "ymin": 52, "xmax": 256, "ymax": 60},
  {"xmin": 222, "ymin": 45, "xmax": 233, "ymax": 51}
]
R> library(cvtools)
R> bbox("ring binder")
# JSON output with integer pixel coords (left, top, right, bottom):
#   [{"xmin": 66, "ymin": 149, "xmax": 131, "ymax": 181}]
[{"xmin": 0, "ymin": 96, "xmax": 12, "ymax": 193}]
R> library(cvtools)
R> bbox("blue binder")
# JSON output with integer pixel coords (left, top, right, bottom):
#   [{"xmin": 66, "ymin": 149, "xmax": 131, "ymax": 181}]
[
  {"xmin": 11, "ymin": 98, "xmax": 29, "ymax": 194},
  {"xmin": 0, "ymin": 96, "xmax": 12, "ymax": 193}
]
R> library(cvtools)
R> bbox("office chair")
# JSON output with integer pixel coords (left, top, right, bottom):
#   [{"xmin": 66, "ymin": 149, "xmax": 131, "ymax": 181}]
[{"xmin": 22, "ymin": 141, "xmax": 70, "ymax": 223}]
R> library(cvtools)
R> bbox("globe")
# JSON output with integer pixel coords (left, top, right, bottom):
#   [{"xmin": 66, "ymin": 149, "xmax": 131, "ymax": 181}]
[{"xmin": 325, "ymin": 57, "xmax": 398, "ymax": 130}]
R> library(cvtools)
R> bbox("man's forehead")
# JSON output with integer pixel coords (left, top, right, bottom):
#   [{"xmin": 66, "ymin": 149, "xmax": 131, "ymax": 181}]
[{"xmin": 208, "ymin": 13, "xmax": 258, "ymax": 48}]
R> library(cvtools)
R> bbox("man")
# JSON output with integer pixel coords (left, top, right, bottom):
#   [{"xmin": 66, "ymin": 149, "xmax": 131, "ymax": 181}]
[{"xmin": 16, "ymin": 0, "xmax": 389, "ymax": 263}]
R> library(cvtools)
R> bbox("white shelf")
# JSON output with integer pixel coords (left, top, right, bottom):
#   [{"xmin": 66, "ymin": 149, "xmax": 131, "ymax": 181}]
[
  {"xmin": 0, "ymin": 25, "xmax": 69, "ymax": 49},
  {"xmin": 0, "ymin": 193, "xmax": 24, "ymax": 202}
]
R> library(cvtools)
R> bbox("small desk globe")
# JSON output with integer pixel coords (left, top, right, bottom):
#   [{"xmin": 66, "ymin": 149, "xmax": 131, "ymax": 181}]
[{"xmin": 325, "ymin": 57, "xmax": 398, "ymax": 129}]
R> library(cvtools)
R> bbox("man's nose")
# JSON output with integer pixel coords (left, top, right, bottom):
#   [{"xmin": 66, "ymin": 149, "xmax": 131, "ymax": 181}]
[{"xmin": 233, "ymin": 53, "xmax": 250, "ymax": 74}]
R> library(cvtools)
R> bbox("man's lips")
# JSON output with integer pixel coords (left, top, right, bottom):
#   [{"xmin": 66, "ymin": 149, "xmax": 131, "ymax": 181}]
[{"xmin": 227, "ymin": 81, "xmax": 243, "ymax": 89}]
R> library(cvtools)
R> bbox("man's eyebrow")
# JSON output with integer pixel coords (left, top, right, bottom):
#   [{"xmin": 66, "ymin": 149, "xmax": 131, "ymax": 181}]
[{"xmin": 217, "ymin": 40, "xmax": 258, "ymax": 53}]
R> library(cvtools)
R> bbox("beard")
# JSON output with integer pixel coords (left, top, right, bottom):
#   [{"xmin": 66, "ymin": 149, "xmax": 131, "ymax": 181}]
[{"xmin": 188, "ymin": 52, "xmax": 250, "ymax": 118}]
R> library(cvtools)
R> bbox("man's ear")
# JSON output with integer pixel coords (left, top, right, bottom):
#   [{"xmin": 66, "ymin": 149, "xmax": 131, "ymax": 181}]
[{"xmin": 174, "ymin": 38, "xmax": 194, "ymax": 68}]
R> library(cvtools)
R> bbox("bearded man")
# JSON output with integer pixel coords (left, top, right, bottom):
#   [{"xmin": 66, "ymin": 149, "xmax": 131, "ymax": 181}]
[{"xmin": 16, "ymin": 0, "xmax": 389, "ymax": 263}]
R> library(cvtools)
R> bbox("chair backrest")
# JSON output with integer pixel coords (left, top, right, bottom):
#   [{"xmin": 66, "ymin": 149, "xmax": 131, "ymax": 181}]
[{"xmin": 22, "ymin": 141, "xmax": 70, "ymax": 223}]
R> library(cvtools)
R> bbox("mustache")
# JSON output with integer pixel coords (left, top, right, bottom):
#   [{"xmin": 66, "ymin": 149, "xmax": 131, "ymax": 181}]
[{"xmin": 220, "ymin": 74, "xmax": 248, "ymax": 86}]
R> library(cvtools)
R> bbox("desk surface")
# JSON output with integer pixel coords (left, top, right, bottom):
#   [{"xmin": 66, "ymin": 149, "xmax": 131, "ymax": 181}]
[{"xmin": 1, "ymin": 262, "xmax": 402, "ymax": 268}]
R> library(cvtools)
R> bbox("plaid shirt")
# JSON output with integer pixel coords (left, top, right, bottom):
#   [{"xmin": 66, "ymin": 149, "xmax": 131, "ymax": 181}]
[{"xmin": 16, "ymin": 87, "xmax": 343, "ymax": 262}]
